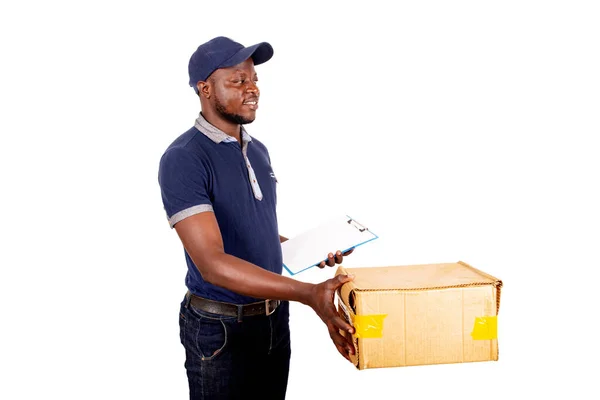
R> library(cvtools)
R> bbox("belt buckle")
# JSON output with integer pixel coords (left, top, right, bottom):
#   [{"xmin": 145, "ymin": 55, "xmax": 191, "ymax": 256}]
[{"xmin": 265, "ymin": 299, "xmax": 278, "ymax": 316}]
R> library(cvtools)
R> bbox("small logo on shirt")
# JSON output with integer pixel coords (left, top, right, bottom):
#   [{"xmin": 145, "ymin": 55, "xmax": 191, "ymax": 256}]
[{"xmin": 270, "ymin": 172, "xmax": 278, "ymax": 183}]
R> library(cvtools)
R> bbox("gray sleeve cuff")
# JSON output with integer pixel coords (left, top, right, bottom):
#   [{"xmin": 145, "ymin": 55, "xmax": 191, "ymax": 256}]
[{"xmin": 169, "ymin": 204, "xmax": 214, "ymax": 228}]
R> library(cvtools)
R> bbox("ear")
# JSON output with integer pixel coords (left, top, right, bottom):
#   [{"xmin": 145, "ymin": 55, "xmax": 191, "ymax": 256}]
[{"xmin": 197, "ymin": 81, "xmax": 210, "ymax": 99}]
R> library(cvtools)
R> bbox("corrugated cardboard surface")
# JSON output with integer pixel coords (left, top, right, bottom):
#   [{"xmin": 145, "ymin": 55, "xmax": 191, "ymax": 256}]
[{"xmin": 336, "ymin": 261, "xmax": 502, "ymax": 370}]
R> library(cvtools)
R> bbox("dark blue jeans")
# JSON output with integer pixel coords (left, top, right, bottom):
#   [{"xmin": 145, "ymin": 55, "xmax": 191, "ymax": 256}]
[{"xmin": 179, "ymin": 295, "xmax": 291, "ymax": 399}]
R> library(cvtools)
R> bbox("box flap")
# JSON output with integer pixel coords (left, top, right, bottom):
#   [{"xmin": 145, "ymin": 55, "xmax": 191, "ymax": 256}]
[{"xmin": 337, "ymin": 261, "xmax": 501, "ymax": 291}]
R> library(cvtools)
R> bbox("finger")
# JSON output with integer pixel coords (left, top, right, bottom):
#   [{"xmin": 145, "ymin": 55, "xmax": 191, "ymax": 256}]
[
  {"xmin": 330, "ymin": 313, "xmax": 355, "ymax": 335},
  {"xmin": 342, "ymin": 330, "xmax": 356, "ymax": 355},
  {"xmin": 334, "ymin": 250, "xmax": 343, "ymax": 264},
  {"xmin": 332, "ymin": 273, "xmax": 355, "ymax": 290},
  {"xmin": 318, "ymin": 260, "xmax": 326, "ymax": 268},
  {"xmin": 332, "ymin": 326, "xmax": 355, "ymax": 354},
  {"xmin": 335, "ymin": 343, "xmax": 351, "ymax": 361},
  {"xmin": 326, "ymin": 253, "xmax": 335, "ymax": 267},
  {"xmin": 338, "ymin": 325, "xmax": 356, "ymax": 356},
  {"xmin": 329, "ymin": 327, "xmax": 354, "ymax": 357},
  {"xmin": 343, "ymin": 248, "xmax": 354, "ymax": 256},
  {"xmin": 329, "ymin": 327, "xmax": 347, "ymax": 348}
]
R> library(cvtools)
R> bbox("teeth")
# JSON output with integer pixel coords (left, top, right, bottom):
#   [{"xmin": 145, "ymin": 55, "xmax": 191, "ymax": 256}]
[{"xmin": 244, "ymin": 101, "xmax": 257, "ymax": 105}]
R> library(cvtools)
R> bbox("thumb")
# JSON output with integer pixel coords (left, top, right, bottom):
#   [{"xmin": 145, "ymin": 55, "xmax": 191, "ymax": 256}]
[{"xmin": 334, "ymin": 273, "xmax": 355, "ymax": 288}]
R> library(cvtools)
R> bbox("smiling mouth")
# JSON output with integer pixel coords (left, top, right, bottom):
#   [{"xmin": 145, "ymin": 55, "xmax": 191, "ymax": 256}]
[{"xmin": 243, "ymin": 100, "xmax": 258, "ymax": 110}]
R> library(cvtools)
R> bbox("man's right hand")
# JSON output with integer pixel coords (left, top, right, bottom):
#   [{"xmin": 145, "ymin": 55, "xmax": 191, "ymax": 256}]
[{"xmin": 307, "ymin": 274, "xmax": 356, "ymax": 361}]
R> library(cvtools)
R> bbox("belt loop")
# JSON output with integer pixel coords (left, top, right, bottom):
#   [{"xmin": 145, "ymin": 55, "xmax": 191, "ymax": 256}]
[
  {"xmin": 185, "ymin": 291, "xmax": 192, "ymax": 309},
  {"xmin": 236, "ymin": 304, "xmax": 243, "ymax": 323}
]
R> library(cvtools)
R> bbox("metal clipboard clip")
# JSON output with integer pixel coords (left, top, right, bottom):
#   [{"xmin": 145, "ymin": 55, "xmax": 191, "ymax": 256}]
[{"xmin": 347, "ymin": 217, "xmax": 368, "ymax": 233}]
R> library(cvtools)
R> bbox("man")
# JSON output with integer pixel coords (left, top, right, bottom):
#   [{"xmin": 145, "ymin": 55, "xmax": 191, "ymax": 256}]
[{"xmin": 158, "ymin": 36, "xmax": 356, "ymax": 399}]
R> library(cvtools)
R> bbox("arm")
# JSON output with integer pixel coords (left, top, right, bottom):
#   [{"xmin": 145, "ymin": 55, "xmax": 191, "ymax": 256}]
[
  {"xmin": 174, "ymin": 212, "xmax": 356, "ymax": 360},
  {"xmin": 176, "ymin": 213, "xmax": 308, "ymax": 302}
]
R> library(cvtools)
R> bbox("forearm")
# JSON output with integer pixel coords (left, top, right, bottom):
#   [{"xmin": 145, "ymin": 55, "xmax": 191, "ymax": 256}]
[{"xmin": 203, "ymin": 252, "xmax": 313, "ymax": 305}]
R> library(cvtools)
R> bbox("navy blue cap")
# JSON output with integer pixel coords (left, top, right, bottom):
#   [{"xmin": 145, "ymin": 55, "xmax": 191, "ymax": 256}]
[{"xmin": 188, "ymin": 36, "xmax": 274, "ymax": 93}]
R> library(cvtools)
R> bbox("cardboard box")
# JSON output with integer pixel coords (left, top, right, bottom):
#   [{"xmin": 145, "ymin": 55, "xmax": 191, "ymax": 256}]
[{"xmin": 335, "ymin": 261, "xmax": 502, "ymax": 370}]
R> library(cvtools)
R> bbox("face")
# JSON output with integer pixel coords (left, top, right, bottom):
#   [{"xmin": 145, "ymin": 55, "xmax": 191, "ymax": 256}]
[{"xmin": 204, "ymin": 58, "xmax": 260, "ymax": 125}]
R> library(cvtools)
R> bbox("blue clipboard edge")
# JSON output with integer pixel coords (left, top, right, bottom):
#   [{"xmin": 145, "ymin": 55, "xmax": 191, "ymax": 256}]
[{"xmin": 282, "ymin": 215, "xmax": 379, "ymax": 276}]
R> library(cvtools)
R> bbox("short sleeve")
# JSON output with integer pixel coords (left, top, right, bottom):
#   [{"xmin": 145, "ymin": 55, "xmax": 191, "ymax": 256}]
[{"xmin": 158, "ymin": 147, "xmax": 213, "ymax": 228}]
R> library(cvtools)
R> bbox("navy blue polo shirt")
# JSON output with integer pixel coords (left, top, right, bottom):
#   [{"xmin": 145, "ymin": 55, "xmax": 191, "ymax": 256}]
[{"xmin": 158, "ymin": 113, "xmax": 282, "ymax": 304}]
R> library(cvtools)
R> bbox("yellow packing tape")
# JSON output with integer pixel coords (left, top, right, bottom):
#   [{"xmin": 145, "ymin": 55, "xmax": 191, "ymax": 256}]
[
  {"xmin": 351, "ymin": 314, "xmax": 387, "ymax": 338},
  {"xmin": 471, "ymin": 316, "xmax": 498, "ymax": 340}
]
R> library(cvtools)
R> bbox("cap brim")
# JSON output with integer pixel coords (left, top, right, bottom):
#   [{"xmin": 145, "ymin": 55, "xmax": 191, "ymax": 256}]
[{"xmin": 218, "ymin": 42, "xmax": 274, "ymax": 69}]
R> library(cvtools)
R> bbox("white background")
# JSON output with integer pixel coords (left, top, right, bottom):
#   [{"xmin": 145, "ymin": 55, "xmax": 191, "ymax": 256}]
[{"xmin": 1, "ymin": 0, "xmax": 599, "ymax": 399}]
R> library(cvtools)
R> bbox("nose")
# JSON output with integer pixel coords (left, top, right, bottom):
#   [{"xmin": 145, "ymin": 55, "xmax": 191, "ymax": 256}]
[{"xmin": 246, "ymin": 81, "xmax": 259, "ymax": 96}]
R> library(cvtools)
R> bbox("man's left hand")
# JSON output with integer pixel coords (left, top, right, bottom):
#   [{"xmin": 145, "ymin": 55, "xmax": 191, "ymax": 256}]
[{"xmin": 318, "ymin": 248, "xmax": 354, "ymax": 268}]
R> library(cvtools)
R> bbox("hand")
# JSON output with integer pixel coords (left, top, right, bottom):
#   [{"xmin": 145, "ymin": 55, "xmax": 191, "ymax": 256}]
[
  {"xmin": 308, "ymin": 273, "xmax": 356, "ymax": 361},
  {"xmin": 318, "ymin": 248, "xmax": 354, "ymax": 268}
]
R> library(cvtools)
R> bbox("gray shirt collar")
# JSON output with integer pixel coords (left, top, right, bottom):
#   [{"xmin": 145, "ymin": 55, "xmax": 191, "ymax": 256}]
[{"xmin": 194, "ymin": 112, "xmax": 252, "ymax": 145}]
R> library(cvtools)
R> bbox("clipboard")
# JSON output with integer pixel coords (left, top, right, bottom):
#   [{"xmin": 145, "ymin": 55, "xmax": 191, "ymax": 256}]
[{"xmin": 281, "ymin": 214, "xmax": 379, "ymax": 275}]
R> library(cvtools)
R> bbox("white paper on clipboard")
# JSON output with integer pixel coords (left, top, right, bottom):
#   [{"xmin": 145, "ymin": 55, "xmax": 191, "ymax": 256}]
[{"xmin": 281, "ymin": 214, "xmax": 379, "ymax": 275}]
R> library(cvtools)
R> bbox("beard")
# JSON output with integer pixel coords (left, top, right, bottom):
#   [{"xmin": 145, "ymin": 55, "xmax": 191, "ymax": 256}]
[{"xmin": 214, "ymin": 94, "xmax": 255, "ymax": 125}]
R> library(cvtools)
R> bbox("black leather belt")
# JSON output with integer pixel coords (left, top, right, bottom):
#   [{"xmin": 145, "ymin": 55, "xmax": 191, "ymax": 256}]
[{"xmin": 185, "ymin": 291, "xmax": 280, "ymax": 320}]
